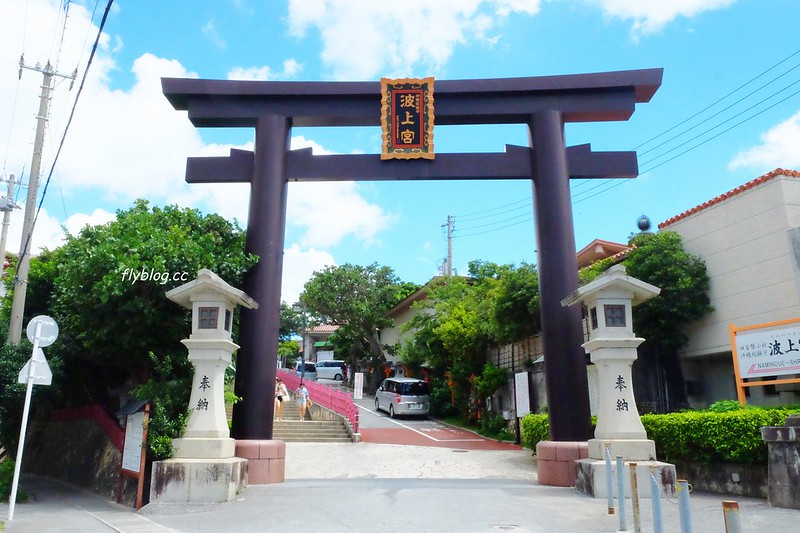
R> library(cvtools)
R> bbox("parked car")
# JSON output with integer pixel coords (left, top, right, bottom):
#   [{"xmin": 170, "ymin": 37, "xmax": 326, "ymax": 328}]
[
  {"xmin": 375, "ymin": 377, "xmax": 431, "ymax": 418},
  {"xmin": 316, "ymin": 359, "xmax": 346, "ymax": 381},
  {"xmin": 295, "ymin": 361, "xmax": 317, "ymax": 381}
]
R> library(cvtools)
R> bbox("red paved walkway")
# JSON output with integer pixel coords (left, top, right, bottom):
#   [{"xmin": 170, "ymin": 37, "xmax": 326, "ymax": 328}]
[{"xmin": 360, "ymin": 426, "xmax": 523, "ymax": 451}]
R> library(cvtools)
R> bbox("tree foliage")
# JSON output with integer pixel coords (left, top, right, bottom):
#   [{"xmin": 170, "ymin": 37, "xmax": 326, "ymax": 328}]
[
  {"xmin": 300, "ymin": 263, "xmax": 416, "ymax": 390},
  {"xmin": 0, "ymin": 200, "xmax": 257, "ymax": 459}
]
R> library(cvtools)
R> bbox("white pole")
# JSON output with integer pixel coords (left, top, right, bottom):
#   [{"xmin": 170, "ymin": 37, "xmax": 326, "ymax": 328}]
[{"xmin": 8, "ymin": 321, "xmax": 42, "ymax": 521}]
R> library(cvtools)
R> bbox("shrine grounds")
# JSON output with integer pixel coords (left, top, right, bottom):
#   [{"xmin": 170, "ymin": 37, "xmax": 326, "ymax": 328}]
[{"xmin": 3, "ymin": 442, "xmax": 798, "ymax": 533}]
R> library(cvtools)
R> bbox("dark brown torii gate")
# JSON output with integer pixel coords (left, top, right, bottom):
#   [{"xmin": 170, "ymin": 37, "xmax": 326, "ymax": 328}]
[{"xmin": 162, "ymin": 68, "xmax": 662, "ymax": 443}]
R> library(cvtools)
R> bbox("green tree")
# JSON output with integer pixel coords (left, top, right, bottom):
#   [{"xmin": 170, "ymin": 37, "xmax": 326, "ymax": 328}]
[
  {"xmin": 0, "ymin": 199, "xmax": 257, "ymax": 459},
  {"xmin": 624, "ymin": 231, "xmax": 713, "ymax": 411},
  {"xmin": 300, "ymin": 263, "xmax": 415, "ymax": 391}
]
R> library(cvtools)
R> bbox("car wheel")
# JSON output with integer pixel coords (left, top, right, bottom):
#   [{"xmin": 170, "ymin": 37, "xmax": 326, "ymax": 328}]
[
  {"xmin": 375, "ymin": 398, "xmax": 381, "ymax": 412},
  {"xmin": 334, "ymin": 373, "xmax": 342, "ymax": 381},
  {"xmin": 389, "ymin": 404, "xmax": 396, "ymax": 418}
]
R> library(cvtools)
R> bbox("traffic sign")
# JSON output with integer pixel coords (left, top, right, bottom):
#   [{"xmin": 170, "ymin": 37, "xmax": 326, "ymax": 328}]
[
  {"xmin": 18, "ymin": 347, "xmax": 52, "ymax": 386},
  {"xmin": 26, "ymin": 315, "xmax": 58, "ymax": 347}
]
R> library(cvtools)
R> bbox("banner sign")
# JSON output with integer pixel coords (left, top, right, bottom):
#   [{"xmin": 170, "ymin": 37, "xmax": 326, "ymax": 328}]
[
  {"xmin": 734, "ymin": 324, "xmax": 800, "ymax": 379},
  {"xmin": 729, "ymin": 318, "xmax": 800, "ymax": 404},
  {"xmin": 380, "ymin": 77, "xmax": 434, "ymax": 160}
]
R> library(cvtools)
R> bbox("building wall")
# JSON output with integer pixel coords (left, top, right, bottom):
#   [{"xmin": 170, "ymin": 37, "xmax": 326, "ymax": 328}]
[
  {"xmin": 666, "ymin": 175, "xmax": 800, "ymax": 359},
  {"xmin": 664, "ymin": 172, "xmax": 800, "ymax": 406}
]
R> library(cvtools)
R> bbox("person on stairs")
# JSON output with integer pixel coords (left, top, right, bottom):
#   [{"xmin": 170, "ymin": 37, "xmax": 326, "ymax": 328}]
[
  {"xmin": 297, "ymin": 382, "xmax": 310, "ymax": 421},
  {"xmin": 274, "ymin": 377, "xmax": 289, "ymax": 420}
]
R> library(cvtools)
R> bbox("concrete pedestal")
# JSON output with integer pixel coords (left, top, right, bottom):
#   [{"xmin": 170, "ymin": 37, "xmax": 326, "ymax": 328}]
[
  {"xmin": 150, "ymin": 457, "xmax": 248, "ymax": 503},
  {"xmin": 536, "ymin": 441, "xmax": 588, "ymax": 486},
  {"xmin": 587, "ymin": 438, "xmax": 656, "ymax": 462},
  {"xmin": 173, "ymin": 437, "xmax": 236, "ymax": 459},
  {"xmin": 235, "ymin": 440, "xmax": 286, "ymax": 484},
  {"xmin": 576, "ymin": 459, "xmax": 675, "ymax": 499}
]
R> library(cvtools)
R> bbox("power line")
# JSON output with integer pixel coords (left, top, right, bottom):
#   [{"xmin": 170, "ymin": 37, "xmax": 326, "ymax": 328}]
[{"xmin": 634, "ymin": 47, "xmax": 800, "ymax": 150}]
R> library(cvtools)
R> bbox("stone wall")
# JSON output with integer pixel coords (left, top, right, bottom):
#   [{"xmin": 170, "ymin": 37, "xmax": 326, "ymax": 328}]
[
  {"xmin": 673, "ymin": 461, "xmax": 767, "ymax": 498},
  {"xmin": 24, "ymin": 419, "xmax": 139, "ymax": 506}
]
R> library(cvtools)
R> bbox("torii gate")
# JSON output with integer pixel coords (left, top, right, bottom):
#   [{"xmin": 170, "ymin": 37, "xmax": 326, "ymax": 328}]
[{"xmin": 162, "ymin": 68, "xmax": 662, "ymax": 443}]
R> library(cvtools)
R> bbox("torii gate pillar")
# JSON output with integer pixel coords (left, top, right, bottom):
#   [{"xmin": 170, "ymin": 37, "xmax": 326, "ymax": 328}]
[{"xmin": 530, "ymin": 110, "xmax": 591, "ymax": 441}]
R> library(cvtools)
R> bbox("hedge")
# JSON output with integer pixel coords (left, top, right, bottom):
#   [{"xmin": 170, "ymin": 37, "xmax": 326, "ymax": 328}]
[{"xmin": 520, "ymin": 408, "xmax": 799, "ymax": 465}]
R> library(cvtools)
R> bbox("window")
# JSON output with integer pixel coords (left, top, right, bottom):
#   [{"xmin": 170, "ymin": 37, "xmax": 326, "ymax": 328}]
[
  {"xmin": 604, "ymin": 304, "xmax": 626, "ymax": 327},
  {"xmin": 225, "ymin": 309, "xmax": 232, "ymax": 332},
  {"xmin": 199, "ymin": 307, "xmax": 219, "ymax": 329},
  {"xmin": 590, "ymin": 307, "xmax": 598, "ymax": 330}
]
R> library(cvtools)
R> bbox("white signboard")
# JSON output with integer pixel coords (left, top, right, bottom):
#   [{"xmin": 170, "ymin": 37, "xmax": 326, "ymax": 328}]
[
  {"xmin": 353, "ymin": 372, "xmax": 364, "ymax": 400},
  {"xmin": 734, "ymin": 324, "xmax": 800, "ymax": 379},
  {"xmin": 317, "ymin": 350, "xmax": 334, "ymax": 361},
  {"xmin": 514, "ymin": 372, "xmax": 532, "ymax": 417},
  {"xmin": 121, "ymin": 411, "xmax": 146, "ymax": 473}
]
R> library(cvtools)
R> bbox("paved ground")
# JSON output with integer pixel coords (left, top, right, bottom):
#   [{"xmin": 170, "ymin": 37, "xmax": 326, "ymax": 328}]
[{"xmin": 3, "ymin": 441, "xmax": 799, "ymax": 532}]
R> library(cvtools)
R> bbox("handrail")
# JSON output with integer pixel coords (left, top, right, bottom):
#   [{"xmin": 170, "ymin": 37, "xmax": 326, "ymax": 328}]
[{"xmin": 277, "ymin": 369, "xmax": 359, "ymax": 433}]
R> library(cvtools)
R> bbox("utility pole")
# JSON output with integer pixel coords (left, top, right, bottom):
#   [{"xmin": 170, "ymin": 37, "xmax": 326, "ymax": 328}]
[
  {"xmin": 8, "ymin": 59, "xmax": 75, "ymax": 344},
  {"xmin": 0, "ymin": 174, "xmax": 18, "ymax": 269},
  {"xmin": 444, "ymin": 215, "xmax": 453, "ymax": 276}
]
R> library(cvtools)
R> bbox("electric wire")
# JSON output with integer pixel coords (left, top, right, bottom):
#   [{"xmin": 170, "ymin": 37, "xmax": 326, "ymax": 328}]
[
  {"xmin": 454, "ymin": 48, "xmax": 800, "ymax": 236},
  {"xmin": 16, "ymin": 0, "xmax": 114, "ymax": 273},
  {"xmin": 634, "ymin": 47, "xmax": 800, "ymax": 150}
]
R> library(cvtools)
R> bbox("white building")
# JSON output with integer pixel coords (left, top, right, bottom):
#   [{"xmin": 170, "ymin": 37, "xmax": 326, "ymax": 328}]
[{"xmin": 660, "ymin": 168, "xmax": 800, "ymax": 407}]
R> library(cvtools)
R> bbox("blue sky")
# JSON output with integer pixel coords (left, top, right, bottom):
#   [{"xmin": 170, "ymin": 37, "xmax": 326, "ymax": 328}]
[{"xmin": 1, "ymin": 0, "xmax": 799, "ymax": 304}]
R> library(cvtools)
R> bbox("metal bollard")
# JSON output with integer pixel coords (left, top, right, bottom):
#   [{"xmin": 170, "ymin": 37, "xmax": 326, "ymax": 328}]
[
  {"xmin": 722, "ymin": 501, "xmax": 742, "ymax": 533},
  {"xmin": 649, "ymin": 467, "xmax": 664, "ymax": 533},
  {"xmin": 616, "ymin": 456, "xmax": 627, "ymax": 531},
  {"xmin": 677, "ymin": 479, "xmax": 693, "ymax": 533},
  {"xmin": 630, "ymin": 462, "xmax": 641, "ymax": 533},
  {"xmin": 605, "ymin": 443, "xmax": 615, "ymax": 515}
]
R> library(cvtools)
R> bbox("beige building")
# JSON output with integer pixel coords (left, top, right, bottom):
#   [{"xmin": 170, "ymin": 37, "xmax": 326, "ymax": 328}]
[{"xmin": 660, "ymin": 168, "xmax": 800, "ymax": 406}]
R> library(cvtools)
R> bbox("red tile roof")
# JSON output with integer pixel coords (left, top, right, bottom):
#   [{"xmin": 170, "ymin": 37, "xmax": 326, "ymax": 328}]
[
  {"xmin": 659, "ymin": 168, "xmax": 800, "ymax": 229},
  {"xmin": 309, "ymin": 324, "xmax": 339, "ymax": 334}
]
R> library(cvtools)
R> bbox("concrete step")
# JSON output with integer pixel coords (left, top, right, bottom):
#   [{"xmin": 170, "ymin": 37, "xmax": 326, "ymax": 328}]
[{"xmin": 273, "ymin": 416, "xmax": 352, "ymax": 442}]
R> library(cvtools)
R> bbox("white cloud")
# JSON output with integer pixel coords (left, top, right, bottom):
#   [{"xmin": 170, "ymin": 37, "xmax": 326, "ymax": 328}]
[
  {"xmin": 281, "ymin": 244, "xmax": 336, "ymax": 305},
  {"xmin": 728, "ymin": 110, "xmax": 800, "ymax": 170},
  {"xmin": 583, "ymin": 0, "xmax": 737, "ymax": 38},
  {"xmin": 203, "ymin": 20, "xmax": 226, "ymax": 49},
  {"xmin": 227, "ymin": 59, "xmax": 303, "ymax": 81},
  {"xmin": 64, "ymin": 208, "xmax": 116, "ymax": 236},
  {"xmin": 0, "ymin": 0, "xmax": 396, "ymax": 292},
  {"xmin": 287, "ymin": 0, "xmax": 540, "ymax": 80}
]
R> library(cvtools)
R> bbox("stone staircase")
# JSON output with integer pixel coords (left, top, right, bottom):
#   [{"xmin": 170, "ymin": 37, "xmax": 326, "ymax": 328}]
[{"xmin": 273, "ymin": 401, "xmax": 353, "ymax": 443}]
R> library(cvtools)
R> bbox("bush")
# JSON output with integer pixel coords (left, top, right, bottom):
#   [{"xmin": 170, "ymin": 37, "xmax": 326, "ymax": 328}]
[
  {"xmin": 521, "ymin": 407, "xmax": 797, "ymax": 465},
  {"xmin": 520, "ymin": 413, "xmax": 549, "ymax": 450},
  {"xmin": 0, "ymin": 460, "xmax": 27, "ymax": 502},
  {"xmin": 479, "ymin": 413, "xmax": 508, "ymax": 436},
  {"xmin": 641, "ymin": 408, "xmax": 797, "ymax": 465}
]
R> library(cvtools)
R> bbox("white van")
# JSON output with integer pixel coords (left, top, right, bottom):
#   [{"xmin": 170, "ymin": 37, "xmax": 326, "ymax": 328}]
[
  {"xmin": 316, "ymin": 359, "xmax": 345, "ymax": 381},
  {"xmin": 375, "ymin": 377, "xmax": 431, "ymax": 418}
]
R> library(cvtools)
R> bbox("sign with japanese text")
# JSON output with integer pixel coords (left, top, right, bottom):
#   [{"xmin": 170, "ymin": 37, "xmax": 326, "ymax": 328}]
[
  {"xmin": 380, "ymin": 77, "xmax": 435, "ymax": 160},
  {"xmin": 733, "ymin": 321, "xmax": 800, "ymax": 379},
  {"xmin": 730, "ymin": 318, "xmax": 800, "ymax": 404}
]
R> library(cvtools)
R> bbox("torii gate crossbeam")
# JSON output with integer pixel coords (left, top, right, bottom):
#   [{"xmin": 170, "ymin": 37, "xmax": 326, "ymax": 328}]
[{"xmin": 162, "ymin": 68, "xmax": 662, "ymax": 443}]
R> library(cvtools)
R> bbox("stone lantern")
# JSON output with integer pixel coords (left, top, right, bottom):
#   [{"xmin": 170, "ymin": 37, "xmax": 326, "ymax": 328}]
[
  {"xmin": 150, "ymin": 269, "xmax": 258, "ymax": 503},
  {"xmin": 561, "ymin": 264, "xmax": 675, "ymax": 498}
]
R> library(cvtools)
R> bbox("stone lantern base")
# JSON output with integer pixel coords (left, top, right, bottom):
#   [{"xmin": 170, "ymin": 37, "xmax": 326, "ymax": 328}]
[
  {"xmin": 576, "ymin": 459, "xmax": 675, "ymax": 499},
  {"xmin": 150, "ymin": 457, "xmax": 248, "ymax": 503}
]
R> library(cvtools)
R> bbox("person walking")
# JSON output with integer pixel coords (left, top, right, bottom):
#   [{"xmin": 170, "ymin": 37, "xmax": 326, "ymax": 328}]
[
  {"xmin": 297, "ymin": 382, "xmax": 310, "ymax": 421},
  {"xmin": 274, "ymin": 377, "xmax": 289, "ymax": 420}
]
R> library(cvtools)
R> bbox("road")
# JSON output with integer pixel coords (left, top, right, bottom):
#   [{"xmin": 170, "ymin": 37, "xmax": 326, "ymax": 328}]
[{"xmin": 317, "ymin": 377, "xmax": 521, "ymax": 451}]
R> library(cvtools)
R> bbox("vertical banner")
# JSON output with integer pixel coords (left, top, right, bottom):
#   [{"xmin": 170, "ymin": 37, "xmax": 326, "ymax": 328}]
[
  {"xmin": 380, "ymin": 77, "xmax": 435, "ymax": 160},
  {"xmin": 353, "ymin": 372, "xmax": 364, "ymax": 400},
  {"xmin": 514, "ymin": 372, "xmax": 532, "ymax": 417}
]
